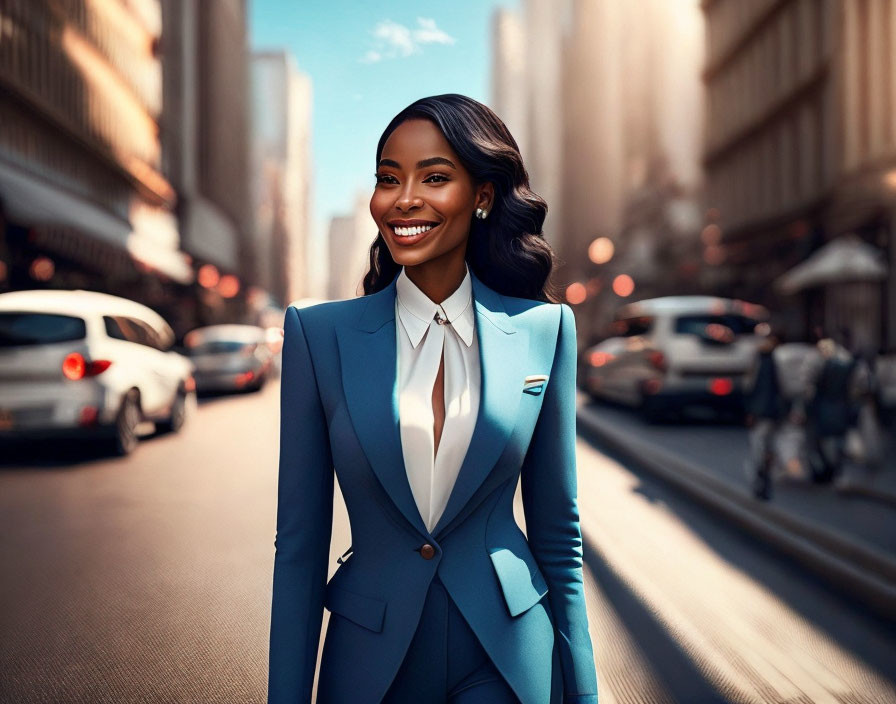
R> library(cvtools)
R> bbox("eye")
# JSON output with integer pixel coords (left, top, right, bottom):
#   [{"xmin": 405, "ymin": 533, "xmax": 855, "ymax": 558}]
[
  {"xmin": 375, "ymin": 173, "xmax": 397, "ymax": 185},
  {"xmin": 424, "ymin": 173, "xmax": 449, "ymax": 183}
]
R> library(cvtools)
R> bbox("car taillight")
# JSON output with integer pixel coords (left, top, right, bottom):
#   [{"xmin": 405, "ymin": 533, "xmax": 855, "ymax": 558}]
[
  {"xmin": 647, "ymin": 350, "xmax": 667, "ymax": 371},
  {"xmin": 589, "ymin": 351, "xmax": 615, "ymax": 367},
  {"xmin": 62, "ymin": 353, "xmax": 112, "ymax": 380},
  {"xmin": 709, "ymin": 377, "xmax": 733, "ymax": 395}
]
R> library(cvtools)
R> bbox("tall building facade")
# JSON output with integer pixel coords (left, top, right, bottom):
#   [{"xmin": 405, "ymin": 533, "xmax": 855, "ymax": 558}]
[
  {"xmin": 0, "ymin": 0, "xmax": 191, "ymax": 313},
  {"xmin": 160, "ymin": 0, "xmax": 254, "ymax": 330},
  {"xmin": 326, "ymin": 191, "xmax": 377, "ymax": 301},
  {"xmin": 702, "ymin": 0, "xmax": 896, "ymax": 349},
  {"xmin": 491, "ymin": 9, "xmax": 530, "ymax": 170},
  {"xmin": 250, "ymin": 51, "xmax": 313, "ymax": 307},
  {"xmin": 491, "ymin": 0, "xmax": 705, "ymax": 343}
]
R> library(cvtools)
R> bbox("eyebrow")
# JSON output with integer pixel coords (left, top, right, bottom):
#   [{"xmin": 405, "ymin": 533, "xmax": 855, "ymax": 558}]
[{"xmin": 377, "ymin": 156, "xmax": 457, "ymax": 170}]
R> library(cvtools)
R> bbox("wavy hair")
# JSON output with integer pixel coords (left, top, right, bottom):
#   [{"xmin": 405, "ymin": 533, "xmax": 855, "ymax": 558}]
[{"xmin": 361, "ymin": 94, "xmax": 561, "ymax": 303}]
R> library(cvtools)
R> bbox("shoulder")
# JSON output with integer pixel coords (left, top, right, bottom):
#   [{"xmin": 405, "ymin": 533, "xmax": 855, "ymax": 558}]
[
  {"xmin": 500, "ymin": 295, "xmax": 574, "ymax": 337},
  {"xmin": 285, "ymin": 296, "xmax": 369, "ymax": 331}
]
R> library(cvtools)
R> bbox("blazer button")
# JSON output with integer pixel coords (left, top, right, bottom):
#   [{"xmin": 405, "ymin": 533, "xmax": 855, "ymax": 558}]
[{"xmin": 419, "ymin": 543, "xmax": 436, "ymax": 559}]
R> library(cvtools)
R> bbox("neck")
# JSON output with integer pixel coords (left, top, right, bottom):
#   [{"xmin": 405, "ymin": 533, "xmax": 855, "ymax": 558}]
[{"xmin": 403, "ymin": 246, "xmax": 467, "ymax": 304}]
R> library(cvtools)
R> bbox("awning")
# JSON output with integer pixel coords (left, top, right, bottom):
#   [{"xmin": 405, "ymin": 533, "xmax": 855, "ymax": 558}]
[
  {"xmin": 0, "ymin": 160, "xmax": 194, "ymax": 284},
  {"xmin": 775, "ymin": 234, "xmax": 888, "ymax": 294}
]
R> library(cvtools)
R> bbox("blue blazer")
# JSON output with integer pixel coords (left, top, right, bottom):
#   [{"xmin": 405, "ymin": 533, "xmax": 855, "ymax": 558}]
[{"xmin": 268, "ymin": 269, "xmax": 599, "ymax": 704}]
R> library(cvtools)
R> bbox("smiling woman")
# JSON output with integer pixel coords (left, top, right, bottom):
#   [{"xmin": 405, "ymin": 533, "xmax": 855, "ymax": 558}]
[
  {"xmin": 364, "ymin": 93, "xmax": 562, "ymax": 304},
  {"xmin": 267, "ymin": 93, "xmax": 599, "ymax": 704}
]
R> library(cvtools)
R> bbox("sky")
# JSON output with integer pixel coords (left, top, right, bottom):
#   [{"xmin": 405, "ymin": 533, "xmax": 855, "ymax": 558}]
[{"xmin": 249, "ymin": 0, "xmax": 519, "ymax": 292}]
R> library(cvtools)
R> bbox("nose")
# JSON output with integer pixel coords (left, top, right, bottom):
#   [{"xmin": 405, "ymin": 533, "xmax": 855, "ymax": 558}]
[{"xmin": 394, "ymin": 180, "xmax": 423, "ymax": 212}]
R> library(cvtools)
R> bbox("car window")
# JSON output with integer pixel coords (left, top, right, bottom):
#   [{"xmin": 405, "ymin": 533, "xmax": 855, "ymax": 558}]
[
  {"xmin": 123, "ymin": 317, "xmax": 162, "ymax": 350},
  {"xmin": 0, "ymin": 313, "xmax": 86, "ymax": 347},
  {"xmin": 674, "ymin": 314, "xmax": 759, "ymax": 337},
  {"xmin": 186, "ymin": 340, "xmax": 250, "ymax": 355},
  {"xmin": 611, "ymin": 316, "xmax": 653, "ymax": 337},
  {"xmin": 104, "ymin": 316, "xmax": 129, "ymax": 341},
  {"xmin": 106, "ymin": 316, "xmax": 142, "ymax": 345}
]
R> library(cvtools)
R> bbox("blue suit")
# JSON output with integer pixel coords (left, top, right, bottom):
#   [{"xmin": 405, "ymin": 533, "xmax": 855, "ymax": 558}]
[{"xmin": 268, "ymin": 269, "xmax": 599, "ymax": 704}]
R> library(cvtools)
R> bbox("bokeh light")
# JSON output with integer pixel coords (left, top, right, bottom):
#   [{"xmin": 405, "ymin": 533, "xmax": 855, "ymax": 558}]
[
  {"xmin": 588, "ymin": 237, "xmax": 615, "ymax": 264},
  {"xmin": 612, "ymin": 274, "xmax": 634, "ymax": 297},
  {"xmin": 197, "ymin": 263, "xmax": 220, "ymax": 288},
  {"xmin": 565, "ymin": 282, "xmax": 587, "ymax": 304}
]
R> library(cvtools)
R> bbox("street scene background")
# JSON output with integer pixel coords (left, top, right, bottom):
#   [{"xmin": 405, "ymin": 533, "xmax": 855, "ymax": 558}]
[{"xmin": 2, "ymin": 1, "xmax": 896, "ymax": 702}]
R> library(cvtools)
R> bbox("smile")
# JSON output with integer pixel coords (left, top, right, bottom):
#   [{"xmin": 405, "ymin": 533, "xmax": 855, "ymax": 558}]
[
  {"xmin": 392, "ymin": 223, "xmax": 438, "ymax": 237},
  {"xmin": 388, "ymin": 221, "xmax": 441, "ymax": 245}
]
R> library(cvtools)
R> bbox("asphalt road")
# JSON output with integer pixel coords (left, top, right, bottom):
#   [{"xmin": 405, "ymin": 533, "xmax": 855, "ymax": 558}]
[{"xmin": 1, "ymin": 379, "xmax": 894, "ymax": 703}]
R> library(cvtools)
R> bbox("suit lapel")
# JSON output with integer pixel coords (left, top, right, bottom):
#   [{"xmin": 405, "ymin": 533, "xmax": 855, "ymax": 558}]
[
  {"xmin": 431, "ymin": 271, "xmax": 528, "ymax": 536},
  {"xmin": 336, "ymin": 269, "xmax": 529, "ymax": 539},
  {"xmin": 336, "ymin": 276, "xmax": 431, "ymax": 537}
]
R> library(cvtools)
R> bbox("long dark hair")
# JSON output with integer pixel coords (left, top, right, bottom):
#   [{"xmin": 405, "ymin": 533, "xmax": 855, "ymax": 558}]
[{"xmin": 361, "ymin": 94, "xmax": 561, "ymax": 303}]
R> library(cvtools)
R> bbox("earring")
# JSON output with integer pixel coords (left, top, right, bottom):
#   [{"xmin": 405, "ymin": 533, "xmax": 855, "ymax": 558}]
[{"xmin": 475, "ymin": 207, "xmax": 489, "ymax": 220}]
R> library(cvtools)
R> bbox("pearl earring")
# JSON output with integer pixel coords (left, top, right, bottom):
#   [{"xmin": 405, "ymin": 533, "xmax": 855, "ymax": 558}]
[{"xmin": 475, "ymin": 207, "xmax": 488, "ymax": 220}]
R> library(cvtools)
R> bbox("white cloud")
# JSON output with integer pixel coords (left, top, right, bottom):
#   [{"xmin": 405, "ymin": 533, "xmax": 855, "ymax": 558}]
[
  {"xmin": 413, "ymin": 17, "xmax": 455, "ymax": 46},
  {"xmin": 358, "ymin": 17, "xmax": 456, "ymax": 63},
  {"xmin": 360, "ymin": 49, "xmax": 382, "ymax": 64}
]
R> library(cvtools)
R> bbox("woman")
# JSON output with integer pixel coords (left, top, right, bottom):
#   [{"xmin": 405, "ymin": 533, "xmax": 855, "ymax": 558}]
[{"xmin": 268, "ymin": 94, "xmax": 598, "ymax": 704}]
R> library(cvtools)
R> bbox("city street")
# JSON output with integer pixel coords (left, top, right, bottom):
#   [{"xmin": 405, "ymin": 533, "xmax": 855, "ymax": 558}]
[{"xmin": 2, "ymin": 380, "xmax": 895, "ymax": 703}]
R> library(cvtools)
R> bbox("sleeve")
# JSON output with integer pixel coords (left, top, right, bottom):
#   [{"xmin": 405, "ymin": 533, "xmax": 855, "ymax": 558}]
[
  {"xmin": 268, "ymin": 306, "xmax": 335, "ymax": 704},
  {"xmin": 520, "ymin": 303, "xmax": 599, "ymax": 703}
]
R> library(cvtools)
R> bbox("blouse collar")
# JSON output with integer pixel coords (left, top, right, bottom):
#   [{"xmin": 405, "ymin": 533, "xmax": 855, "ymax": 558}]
[{"xmin": 395, "ymin": 264, "xmax": 474, "ymax": 348}]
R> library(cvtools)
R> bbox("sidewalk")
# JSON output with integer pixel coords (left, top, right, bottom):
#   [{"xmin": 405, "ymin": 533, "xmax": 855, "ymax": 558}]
[{"xmin": 575, "ymin": 393, "xmax": 896, "ymax": 622}]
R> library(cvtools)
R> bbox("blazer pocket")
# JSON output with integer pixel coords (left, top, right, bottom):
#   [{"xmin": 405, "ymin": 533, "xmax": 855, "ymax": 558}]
[
  {"xmin": 324, "ymin": 583, "xmax": 387, "ymax": 633},
  {"xmin": 488, "ymin": 546, "xmax": 550, "ymax": 617},
  {"xmin": 522, "ymin": 373, "xmax": 549, "ymax": 396}
]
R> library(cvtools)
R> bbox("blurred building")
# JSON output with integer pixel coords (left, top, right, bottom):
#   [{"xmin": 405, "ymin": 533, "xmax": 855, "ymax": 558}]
[
  {"xmin": 0, "ymin": 0, "xmax": 192, "ymax": 313},
  {"xmin": 492, "ymin": 0, "xmax": 705, "ymax": 343},
  {"xmin": 160, "ymin": 0, "xmax": 254, "ymax": 332},
  {"xmin": 326, "ymin": 191, "xmax": 376, "ymax": 301},
  {"xmin": 250, "ymin": 50, "xmax": 313, "ymax": 308},
  {"xmin": 491, "ymin": 9, "xmax": 530, "ymax": 174},
  {"xmin": 522, "ymin": 0, "xmax": 570, "ymax": 253},
  {"xmin": 702, "ymin": 0, "xmax": 896, "ymax": 351}
]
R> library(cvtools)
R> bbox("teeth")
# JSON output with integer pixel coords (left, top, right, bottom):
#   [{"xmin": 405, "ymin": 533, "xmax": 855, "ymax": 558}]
[{"xmin": 393, "ymin": 224, "xmax": 436, "ymax": 237}]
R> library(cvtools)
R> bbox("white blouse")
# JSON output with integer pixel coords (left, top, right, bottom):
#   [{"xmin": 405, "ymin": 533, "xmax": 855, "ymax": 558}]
[{"xmin": 395, "ymin": 264, "xmax": 481, "ymax": 533}]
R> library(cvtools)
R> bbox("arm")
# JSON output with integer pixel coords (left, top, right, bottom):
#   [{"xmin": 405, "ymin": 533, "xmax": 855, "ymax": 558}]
[
  {"xmin": 268, "ymin": 306, "xmax": 335, "ymax": 704},
  {"xmin": 520, "ymin": 303, "xmax": 599, "ymax": 703}
]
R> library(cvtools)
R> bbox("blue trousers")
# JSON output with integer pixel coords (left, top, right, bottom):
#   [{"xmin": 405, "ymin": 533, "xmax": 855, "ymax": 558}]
[{"xmin": 381, "ymin": 575, "xmax": 520, "ymax": 703}]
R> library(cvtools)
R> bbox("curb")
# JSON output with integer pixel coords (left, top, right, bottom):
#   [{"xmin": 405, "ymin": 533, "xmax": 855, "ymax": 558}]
[
  {"xmin": 834, "ymin": 480, "xmax": 896, "ymax": 508},
  {"xmin": 576, "ymin": 407, "xmax": 896, "ymax": 623}
]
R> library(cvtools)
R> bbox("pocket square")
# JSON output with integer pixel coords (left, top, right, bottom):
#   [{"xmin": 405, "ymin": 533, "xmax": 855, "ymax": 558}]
[{"xmin": 522, "ymin": 374, "xmax": 549, "ymax": 395}]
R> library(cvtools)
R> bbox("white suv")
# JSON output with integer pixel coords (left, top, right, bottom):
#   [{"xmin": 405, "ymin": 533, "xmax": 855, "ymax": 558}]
[
  {"xmin": 583, "ymin": 296, "xmax": 769, "ymax": 421},
  {"xmin": 0, "ymin": 289, "xmax": 195, "ymax": 455}
]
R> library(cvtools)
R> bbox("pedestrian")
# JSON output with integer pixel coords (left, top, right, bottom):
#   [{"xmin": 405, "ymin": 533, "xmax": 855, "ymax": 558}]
[
  {"xmin": 267, "ymin": 95, "xmax": 598, "ymax": 704},
  {"xmin": 801, "ymin": 331, "xmax": 862, "ymax": 484},
  {"xmin": 743, "ymin": 330, "xmax": 789, "ymax": 500},
  {"xmin": 842, "ymin": 342, "xmax": 884, "ymax": 476}
]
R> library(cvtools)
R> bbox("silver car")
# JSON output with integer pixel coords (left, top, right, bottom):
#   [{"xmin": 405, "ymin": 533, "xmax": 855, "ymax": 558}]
[
  {"xmin": 183, "ymin": 324, "xmax": 274, "ymax": 394},
  {"xmin": 583, "ymin": 296, "xmax": 769, "ymax": 420},
  {"xmin": 0, "ymin": 289, "xmax": 196, "ymax": 455}
]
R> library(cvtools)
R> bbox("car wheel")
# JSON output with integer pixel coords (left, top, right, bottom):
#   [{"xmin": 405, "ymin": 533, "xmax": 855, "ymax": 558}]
[
  {"xmin": 112, "ymin": 390, "xmax": 141, "ymax": 456},
  {"xmin": 158, "ymin": 388, "xmax": 190, "ymax": 434},
  {"xmin": 639, "ymin": 395, "xmax": 665, "ymax": 423}
]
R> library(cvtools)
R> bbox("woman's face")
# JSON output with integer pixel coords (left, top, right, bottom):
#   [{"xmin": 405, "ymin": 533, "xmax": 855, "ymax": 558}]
[{"xmin": 370, "ymin": 118, "xmax": 492, "ymax": 269}]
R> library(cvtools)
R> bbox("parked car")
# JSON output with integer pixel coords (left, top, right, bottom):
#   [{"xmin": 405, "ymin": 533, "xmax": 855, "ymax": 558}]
[
  {"xmin": 582, "ymin": 296, "xmax": 769, "ymax": 420},
  {"xmin": 183, "ymin": 324, "xmax": 274, "ymax": 394},
  {"xmin": 0, "ymin": 289, "xmax": 195, "ymax": 455}
]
